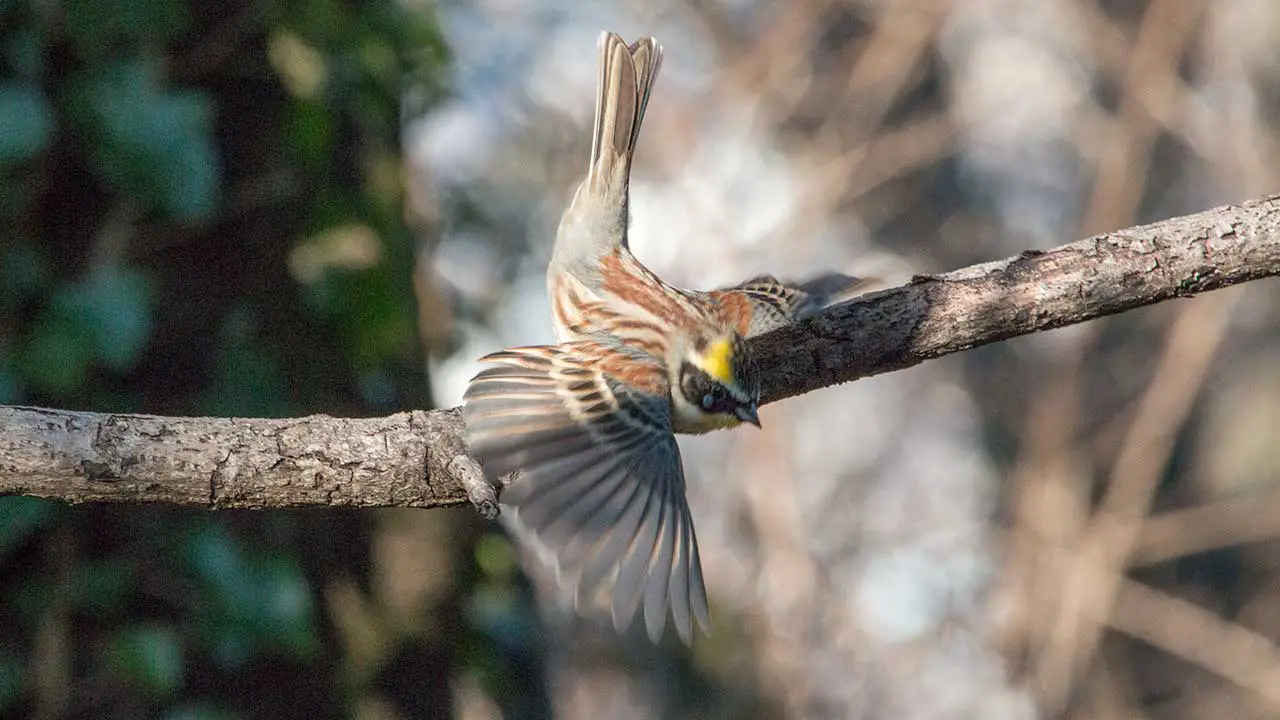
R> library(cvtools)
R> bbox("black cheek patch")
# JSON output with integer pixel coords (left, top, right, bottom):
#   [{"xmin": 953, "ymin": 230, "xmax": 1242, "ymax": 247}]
[{"xmin": 680, "ymin": 363, "xmax": 710, "ymax": 402}]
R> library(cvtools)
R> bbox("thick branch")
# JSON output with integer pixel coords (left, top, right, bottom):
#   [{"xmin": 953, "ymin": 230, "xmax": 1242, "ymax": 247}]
[
  {"xmin": 3, "ymin": 195, "xmax": 1279, "ymax": 510},
  {"xmin": 0, "ymin": 406, "xmax": 494, "ymax": 513},
  {"xmin": 754, "ymin": 194, "xmax": 1280, "ymax": 403}
]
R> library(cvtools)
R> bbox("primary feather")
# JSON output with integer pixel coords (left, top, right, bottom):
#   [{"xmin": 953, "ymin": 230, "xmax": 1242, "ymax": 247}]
[{"xmin": 463, "ymin": 340, "xmax": 710, "ymax": 643}]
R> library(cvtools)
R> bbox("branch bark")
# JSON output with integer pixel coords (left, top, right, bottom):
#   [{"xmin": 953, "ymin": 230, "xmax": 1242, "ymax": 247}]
[
  {"xmin": 754, "ymin": 194, "xmax": 1280, "ymax": 404},
  {"xmin": 3, "ymin": 195, "xmax": 1279, "ymax": 511}
]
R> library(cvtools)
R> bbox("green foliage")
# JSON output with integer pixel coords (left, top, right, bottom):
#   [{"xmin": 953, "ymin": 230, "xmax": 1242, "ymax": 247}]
[
  {"xmin": 283, "ymin": 99, "xmax": 335, "ymax": 171},
  {"xmin": 63, "ymin": 0, "xmax": 191, "ymax": 52},
  {"xmin": 0, "ymin": 83, "xmax": 52, "ymax": 164},
  {"xmin": 70, "ymin": 558, "xmax": 136, "ymax": 615},
  {"xmin": 104, "ymin": 625, "xmax": 185, "ymax": 699},
  {"xmin": 17, "ymin": 266, "xmax": 154, "ymax": 394},
  {"xmin": 0, "ymin": 648, "xmax": 23, "ymax": 716},
  {"xmin": 161, "ymin": 704, "xmax": 242, "ymax": 720},
  {"xmin": 202, "ymin": 305, "xmax": 292, "ymax": 417},
  {"xmin": 0, "ymin": 360, "xmax": 18, "ymax": 402},
  {"xmin": 0, "ymin": 0, "xmax": 445, "ymax": 409},
  {"xmin": 0, "ymin": 496, "xmax": 55, "ymax": 564},
  {"xmin": 181, "ymin": 524, "xmax": 318, "ymax": 667},
  {"xmin": 68, "ymin": 61, "xmax": 219, "ymax": 221},
  {"xmin": 0, "ymin": 243, "xmax": 50, "ymax": 309},
  {"xmin": 0, "ymin": 0, "xmax": 468, "ymax": 716}
]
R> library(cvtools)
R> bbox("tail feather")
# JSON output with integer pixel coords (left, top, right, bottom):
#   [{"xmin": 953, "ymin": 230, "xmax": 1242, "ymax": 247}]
[
  {"xmin": 587, "ymin": 32, "xmax": 663, "ymax": 195},
  {"xmin": 626, "ymin": 38, "xmax": 663, "ymax": 153},
  {"xmin": 553, "ymin": 33, "xmax": 663, "ymax": 286}
]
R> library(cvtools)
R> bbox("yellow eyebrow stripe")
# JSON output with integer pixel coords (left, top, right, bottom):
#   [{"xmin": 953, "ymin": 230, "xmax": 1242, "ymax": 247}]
[{"xmin": 700, "ymin": 338, "xmax": 735, "ymax": 384}]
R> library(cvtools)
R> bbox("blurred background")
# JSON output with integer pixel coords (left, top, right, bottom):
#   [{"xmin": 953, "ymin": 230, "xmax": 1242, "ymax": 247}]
[{"xmin": 3, "ymin": 0, "xmax": 1280, "ymax": 717}]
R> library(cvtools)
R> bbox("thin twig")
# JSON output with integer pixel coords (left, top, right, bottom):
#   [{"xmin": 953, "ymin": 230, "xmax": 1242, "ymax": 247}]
[
  {"xmin": 1110, "ymin": 578, "xmax": 1280, "ymax": 707},
  {"xmin": 1133, "ymin": 488, "xmax": 1280, "ymax": 566},
  {"xmin": 1032, "ymin": 288, "xmax": 1238, "ymax": 710}
]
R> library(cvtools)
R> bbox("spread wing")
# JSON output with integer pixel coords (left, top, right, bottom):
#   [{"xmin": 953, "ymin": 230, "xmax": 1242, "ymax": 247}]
[{"xmin": 462, "ymin": 341, "xmax": 710, "ymax": 643}]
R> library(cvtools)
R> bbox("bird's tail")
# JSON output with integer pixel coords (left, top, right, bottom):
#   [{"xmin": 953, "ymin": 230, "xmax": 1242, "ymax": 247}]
[
  {"xmin": 585, "ymin": 32, "xmax": 663, "ymax": 204},
  {"xmin": 554, "ymin": 33, "xmax": 663, "ymax": 273}
]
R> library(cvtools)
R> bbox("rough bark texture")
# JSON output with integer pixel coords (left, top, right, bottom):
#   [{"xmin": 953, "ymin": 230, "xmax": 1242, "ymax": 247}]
[
  {"xmin": 3, "ymin": 195, "xmax": 1279, "ymax": 510},
  {"xmin": 754, "ymin": 194, "xmax": 1280, "ymax": 404},
  {"xmin": 0, "ymin": 406, "xmax": 495, "ymax": 513}
]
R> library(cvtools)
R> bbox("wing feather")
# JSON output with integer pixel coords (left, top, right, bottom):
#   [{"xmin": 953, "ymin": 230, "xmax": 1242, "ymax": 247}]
[
  {"xmin": 642, "ymin": 469, "xmax": 677, "ymax": 641},
  {"xmin": 709, "ymin": 272, "xmax": 876, "ymax": 337},
  {"xmin": 462, "ymin": 341, "xmax": 710, "ymax": 643}
]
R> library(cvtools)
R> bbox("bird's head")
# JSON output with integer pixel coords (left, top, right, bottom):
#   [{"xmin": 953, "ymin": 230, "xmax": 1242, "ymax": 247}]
[{"xmin": 673, "ymin": 333, "xmax": 760, "ymax": 431}]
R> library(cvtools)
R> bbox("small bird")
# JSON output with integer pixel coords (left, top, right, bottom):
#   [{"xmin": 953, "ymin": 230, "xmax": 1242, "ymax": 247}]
[{"xmin": 463, "ymin": 32, "xmax": 866, "ymax": 644}]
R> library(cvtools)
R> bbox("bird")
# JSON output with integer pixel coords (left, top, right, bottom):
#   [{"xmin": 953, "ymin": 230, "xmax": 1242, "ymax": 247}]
[{"xmin": 462, "ymin": 31, "xmax": 868, "ymax": 644}]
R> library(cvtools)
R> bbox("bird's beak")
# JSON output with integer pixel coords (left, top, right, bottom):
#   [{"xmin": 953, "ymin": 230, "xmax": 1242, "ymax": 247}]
[{"xmin": 735, "ymin": 403, "xmax": 761, "ymax": 428}]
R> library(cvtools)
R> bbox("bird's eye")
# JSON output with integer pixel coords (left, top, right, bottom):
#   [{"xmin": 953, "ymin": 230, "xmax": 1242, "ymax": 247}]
[{"xmin": 681, "ymin": 362, "xmax": 735, "ymax": 415}]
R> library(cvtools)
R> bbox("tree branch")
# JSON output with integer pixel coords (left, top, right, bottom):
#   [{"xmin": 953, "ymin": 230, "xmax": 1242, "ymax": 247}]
[
  {"xmin": 0, "ymin": 405, "xmax": 496, "ymax": 513},
  {"xmin": 4, "ymin": 195, "xmax": 1279, "ymax": 511},
  {"xmin": 754, "ymin": 194, "xmax": 1280, "ymax": 403}
]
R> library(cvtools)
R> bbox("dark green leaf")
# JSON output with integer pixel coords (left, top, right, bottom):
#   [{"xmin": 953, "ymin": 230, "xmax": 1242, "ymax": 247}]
[
  {"xmin": 71, "ymin": 62, "xmax": 220, "ymax": 221},
  {"xmin": 64, "ymin": 0, "xmax": 190, "ymax": 53},
  {"xmin": 72, "ymin": 267, "xmax": 155, "ymax": 372},
  {"xmin": 0, "ymin": 242, "xmax": 51, "ymax": 309},
  {"xmin": 0, "ymin": 496, "xmax": 57, "ymax": 564},
  {"xmin": 284, "ymin": 99, "xmax": 335, "ymax": 171},
  {"xmin": 162, "ymin": 704, "xmax": 241, "ymax": 720},
  {"xmin": 252, "ymin": 554, "xmax": 318, "ymax": 659},
  {"xmin": 71, "ymin": 559, "xmax": 136, "ymax": 615},
  {"xmin": 15, "ymin": 265, "xmax": 154, "ymax": 392},
  {"xmin": 16, "ymin": 311, "xmax": 94, "ymax": 395},
  {"xmin": 0, "ymin": 84, "xmax": 52, "ymax": 163},
  {"xmin": 105, "ymin": 625, "xmax": 184, "ymax": 698},
  {"xmin": 0, "ymin": 648, "xmax": 22, "ymax": 715},
  {"xmin": 181, "ymin": 524, "xmax": 317, "ymax": 666},
  {"xmin": 0, "ymin": 362, "xmax": 18, "ymax": 403},
  {"xmin": 182, "ymin": 524, "xmax": 253, "ymax": 603},
  {"xmin": 6, "ymin": 27, "xmax": 46, "ymax": 81},
  {"xmin": 202, "ymin": 306, "xmax": 290, "ymax": 418}
]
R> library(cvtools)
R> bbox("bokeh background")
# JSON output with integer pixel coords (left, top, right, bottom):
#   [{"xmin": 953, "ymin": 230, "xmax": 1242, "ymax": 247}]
[{"xmin": 3, "ymin": 0, "xmax": 1280, "ymax": 717}]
